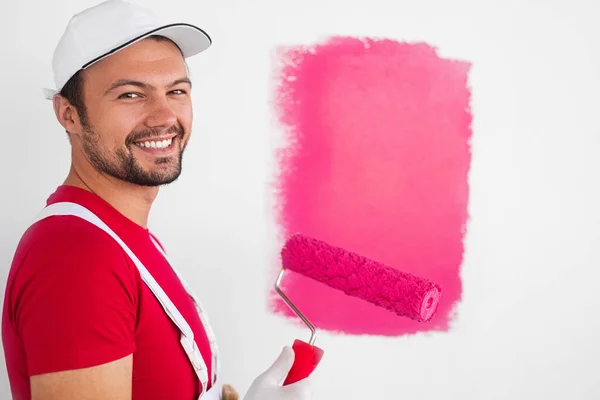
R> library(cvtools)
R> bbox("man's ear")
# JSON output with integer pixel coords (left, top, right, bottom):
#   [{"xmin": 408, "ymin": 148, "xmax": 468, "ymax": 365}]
[{"xmin": 52, "ymin": 95, "xmax": 81, "ymax": 136}]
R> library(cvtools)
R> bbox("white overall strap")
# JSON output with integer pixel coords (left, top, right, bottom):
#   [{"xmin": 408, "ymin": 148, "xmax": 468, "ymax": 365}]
[
  {"xmin": 32, "ymin": 202, "xmax": 211, "ymax": 398},
  {"xmin": 150, "ymin": 236, "xmax": 220, "ymax": 385}
]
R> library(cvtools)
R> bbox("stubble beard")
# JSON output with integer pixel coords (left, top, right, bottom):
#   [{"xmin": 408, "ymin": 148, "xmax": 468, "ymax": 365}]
[{"xmin": 81, "ymin": 123, "xmax": 186, "ymax": 187}]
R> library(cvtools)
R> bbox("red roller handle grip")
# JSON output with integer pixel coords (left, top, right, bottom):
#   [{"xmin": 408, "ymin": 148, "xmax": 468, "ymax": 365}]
[{"xmin": 283, "ymin": 339, "xmax": 324, "ymax": 385}]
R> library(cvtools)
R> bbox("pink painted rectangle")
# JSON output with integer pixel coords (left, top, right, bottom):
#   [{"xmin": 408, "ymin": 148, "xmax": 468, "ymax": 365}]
[{"xmin": 270, "ymin": 37, "xmax": 472, "ymax": 335}]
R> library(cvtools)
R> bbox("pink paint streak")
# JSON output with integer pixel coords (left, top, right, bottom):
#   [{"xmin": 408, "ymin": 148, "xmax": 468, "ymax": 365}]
[{"xmin": 270, "ymin": 37, "xmax": 472, "ymax": 335}]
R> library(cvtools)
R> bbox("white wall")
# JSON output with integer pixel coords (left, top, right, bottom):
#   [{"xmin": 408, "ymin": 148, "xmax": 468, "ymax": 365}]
[{"xmin": 1, "ymin": 0, "xmax": 599, "ymax": 399}]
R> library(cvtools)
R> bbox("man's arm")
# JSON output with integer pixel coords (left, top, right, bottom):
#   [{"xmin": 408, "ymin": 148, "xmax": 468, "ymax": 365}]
[
  {"xmin": 8, "ymin": 219, "xmax": 139, "ymax": 399},
  {"xmin": 30, "ymin": 355, "xmax": 132, "ymax": 400}
]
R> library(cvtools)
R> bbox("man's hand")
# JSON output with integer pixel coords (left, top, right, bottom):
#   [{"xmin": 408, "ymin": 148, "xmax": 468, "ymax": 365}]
[
  {"xmin": 30, "ymin": 354, "xmax": 132, "ymax": 400},
  {"xmin": 243, "ymin": 346, "xmax": 313, "ymax": 400}
]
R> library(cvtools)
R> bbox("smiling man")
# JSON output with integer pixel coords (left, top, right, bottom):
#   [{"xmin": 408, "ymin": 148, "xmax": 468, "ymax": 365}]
[
  {"xmin": 1, "ymin": 1, "xmax": 314, "ymax": 400},
  {"xmin": 64, "ymin": 37, "xmax": 192, "ymax": 200}
]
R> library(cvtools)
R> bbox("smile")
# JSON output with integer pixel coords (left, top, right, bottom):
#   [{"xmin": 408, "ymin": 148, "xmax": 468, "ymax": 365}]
[{"xmin": 134, "ymin": 137, "xmax": 174, "ymax": 149}]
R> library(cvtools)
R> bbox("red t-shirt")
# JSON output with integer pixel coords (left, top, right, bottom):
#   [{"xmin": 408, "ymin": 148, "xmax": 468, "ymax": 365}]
[{"xmin": 2, "ymin": 185, "xmax": 214, "ymax": 400}]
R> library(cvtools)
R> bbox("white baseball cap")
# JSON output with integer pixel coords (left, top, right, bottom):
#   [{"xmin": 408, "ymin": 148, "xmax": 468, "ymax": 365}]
[{"xmin": 43, "ymin": 0, "xmax": 211, "ymax": 100}]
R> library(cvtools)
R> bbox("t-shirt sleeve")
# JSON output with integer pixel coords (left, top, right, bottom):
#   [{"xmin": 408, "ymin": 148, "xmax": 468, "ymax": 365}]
[{"xmin": 10, "ymin": 217, "xmax": 139, "ymax": 376}]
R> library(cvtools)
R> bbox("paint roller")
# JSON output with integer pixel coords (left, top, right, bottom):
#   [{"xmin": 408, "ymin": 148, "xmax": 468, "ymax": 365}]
[{"xmin": 275, "ymin": 233, "xmax": 442, "ymax": 385}]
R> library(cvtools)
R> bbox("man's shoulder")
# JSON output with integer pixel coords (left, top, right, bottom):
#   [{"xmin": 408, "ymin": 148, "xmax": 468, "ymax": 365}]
[
  {"xmin": 26, "ymin": 214, "xmax": 119, "ymax": 248},
  {"xmin": 6, "ymin": 214, "xmax": 140, "ymax": 305},
  {"xmin": 15, "ymin": 214, "xmax": 131, "ymax": 271}
]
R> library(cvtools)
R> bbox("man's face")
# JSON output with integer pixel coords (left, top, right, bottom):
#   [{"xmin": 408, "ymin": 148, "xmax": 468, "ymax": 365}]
[{"xmin": 75, "ymin": 37, "xmax": 193, "ymax": 186}]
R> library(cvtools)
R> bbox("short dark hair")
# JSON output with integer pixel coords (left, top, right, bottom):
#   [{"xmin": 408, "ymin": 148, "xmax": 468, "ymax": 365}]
[
  {"xmin": 60, "ymin": 69, "xmax": 87, "ymax": 127},
  {"xmin": 59, "ymin": 35, "xmax": 185, "ymax": 127}
]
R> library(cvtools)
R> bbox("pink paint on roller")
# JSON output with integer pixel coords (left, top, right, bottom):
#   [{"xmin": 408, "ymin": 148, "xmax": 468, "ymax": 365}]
[
  {"xmin": 281, "ymin": 233, "xmax": 442, "ymax": 323},
  {"xmin": 270, "ymin": 37, "xmax": 472, "ymax": 335}
]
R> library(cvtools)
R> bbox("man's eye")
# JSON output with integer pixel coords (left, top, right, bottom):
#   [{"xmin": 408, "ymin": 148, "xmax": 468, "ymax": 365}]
[
  {"xmin": 170, "ymin": 89, "xmax": 186, "ymax": 95},
  {"xmin": 119, "ymin": 92, "xmax": 140, "ymax": 99}
]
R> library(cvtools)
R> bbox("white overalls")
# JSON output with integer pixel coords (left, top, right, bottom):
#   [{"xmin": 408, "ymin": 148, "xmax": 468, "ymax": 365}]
[{"xmin": 32, "ymin": 202, "xmax": 221, "ymax": 400}]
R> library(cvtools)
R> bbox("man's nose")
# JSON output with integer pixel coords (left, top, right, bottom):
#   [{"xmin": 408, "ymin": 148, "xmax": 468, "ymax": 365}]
[{"xmin": 144, "ymin": 96, "xmax": 177, "ymax": 128}]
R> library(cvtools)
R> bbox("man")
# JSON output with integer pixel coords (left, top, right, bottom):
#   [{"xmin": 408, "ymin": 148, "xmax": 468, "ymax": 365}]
[{"xmin": 1, "ymin": 1, "xmax": 314, "ymax": 399}]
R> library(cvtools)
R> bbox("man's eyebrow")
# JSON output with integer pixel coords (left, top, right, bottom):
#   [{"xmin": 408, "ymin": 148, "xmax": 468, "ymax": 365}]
[
  {"xmin": 169, "ymin": 78, "xmax": 192, "ymax": 88},
  {"xmin": 104, "ymin": 77, "xmax": 192, "ymax": 95},
  {"xmin": 104, "ymin": 80, "xmax": 150, "ymax": 95}
]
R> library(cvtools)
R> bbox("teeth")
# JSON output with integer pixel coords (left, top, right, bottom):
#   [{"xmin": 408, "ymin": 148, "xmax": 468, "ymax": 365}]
[{"xmin": 136, "ymin": 138, "xmax": 173, "ymax": 149}]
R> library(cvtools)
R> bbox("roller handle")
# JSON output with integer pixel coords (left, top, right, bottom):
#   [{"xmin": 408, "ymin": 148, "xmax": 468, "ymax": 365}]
[{"xmin": 283, "ymin": 339, "xmax": 324, "ymax": 385}]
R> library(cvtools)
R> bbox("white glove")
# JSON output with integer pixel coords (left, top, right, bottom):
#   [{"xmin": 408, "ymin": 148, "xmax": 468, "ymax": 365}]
[{"xmin": 243, "ymin": 346, "xmax": 314, "ymax": 400}]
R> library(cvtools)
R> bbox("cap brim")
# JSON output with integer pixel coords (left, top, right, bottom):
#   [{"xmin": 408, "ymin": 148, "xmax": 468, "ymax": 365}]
[
  {"xmin": 43, "ymin": 23, "xmax": 211, "ymax": 100},
  {"xmin": 82, "ymin": 23, "xmax": 212, "ymax": 69}
]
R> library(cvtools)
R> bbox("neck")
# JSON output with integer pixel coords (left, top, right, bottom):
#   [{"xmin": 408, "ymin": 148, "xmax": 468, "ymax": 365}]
[{"xmin": 64, "ymin": 163, "xmax": 158, "ymax": 228}]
